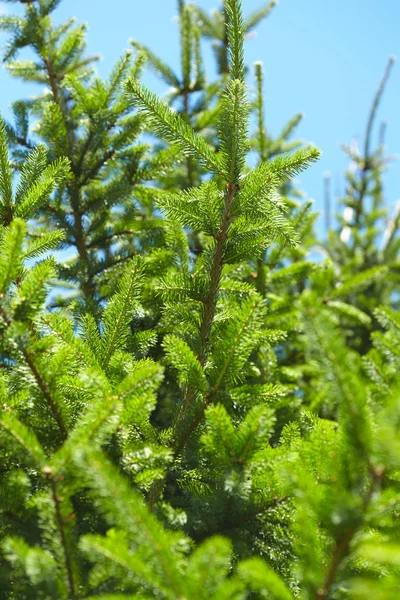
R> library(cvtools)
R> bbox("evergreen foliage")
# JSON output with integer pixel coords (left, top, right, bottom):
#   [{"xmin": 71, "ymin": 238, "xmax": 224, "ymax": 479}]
[
  {"xmin": 0, "ymin": 0, "xmax": 399, "ymax": 598},
  {"xmin": 324, "ymin": 56, "xmax": 398, "ymax": 354}
]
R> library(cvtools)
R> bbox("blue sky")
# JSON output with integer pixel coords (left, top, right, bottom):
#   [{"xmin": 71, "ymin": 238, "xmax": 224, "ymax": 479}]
[{"xmin": 0, "ymin": 0, "xmax": 399, "ymax": 230}]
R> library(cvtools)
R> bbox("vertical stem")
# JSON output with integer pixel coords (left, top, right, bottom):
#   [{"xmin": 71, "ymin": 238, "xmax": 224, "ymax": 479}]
[
  {"xmin": 254, "ymin": 61, "xmax": 266, "ymax": 161},
  {"xmin": 315, "ymin": 468, "xmax": 383, "ymax": 599},
  {"xmin": 255, "ymin": 256, "xmax": 266, "ymax": 296},
  {"xmin": 43, "ymin": 56, "xmax": 74, "ymax": 153},
  {"xmin": 315, "ymin": 527, "xmax": 355, "ymax": 599},
  {"xmin": 378, "ymin": 120, "xmax": 387, "ymax": 147},
  {"xmin": 173, "ymin": 182, "xmax": 236, "ymax": 450},
  {"xmin": 199, "ymin": 182, "xmax": 235, "ymax": 364},
  {"xmin": 254, "ymin": 62, "xmax": 267, "ymax": 295},
  {"xmin": 182, "ymin": 90, "xmax": 194, "ymax": 188},
  {"xmin": 148, "ymin": 170, "xmax": 238, "ymax": 513},
  {"xmin": 43, "ymin": 54, "xmax": 97, "ymax": 313},
  {"xmin": 49, "ymin": 478, "xmax": 76, "ymax": 599},
  {"xmin": 354, "ymin": 57, "xmax": 394, "ymax": 227},
  {"xmin": 69, "ymin": 186, "xmax": 97, "ymax": 315},
  {"xmin": 221, "ymin": 3, "xmax": 230, "ymax": 75},
  {"xmin": 363, "ymin": 57, "xmax": 394, "ymax": 161}
]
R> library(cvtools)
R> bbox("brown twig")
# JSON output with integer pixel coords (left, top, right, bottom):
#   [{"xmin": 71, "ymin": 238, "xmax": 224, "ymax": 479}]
[
  {"xmin": 0, "ymin": 306, "xmax": 68, "ymax": 440},
  {"xmin": 174, "ymin": 182, "xmax": 236, "ymax": 433},
  {"xmin": 49, "ymin": 477, "xmax": 76, "ymax": 599},
  {"xmin": 315, "ymin": 467, "xmax": 383, "ymax": 599}
]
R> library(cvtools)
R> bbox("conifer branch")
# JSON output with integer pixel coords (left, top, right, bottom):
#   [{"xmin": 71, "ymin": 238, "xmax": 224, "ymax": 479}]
[
  {"xmin": 22, "ymin": 348, "xmax": 69, "ymax": 440},
  {"xmin": 49, "ymin": 477, "xmax": 77, "ymax": 599},
  {"xmin": 316, "ymin": 468, "xmax": 383, "ymax": 599},
  {"xmin": 100, "ymin": 258, "xmax": 143, "ymax": 367},
  {"xmin": 225, "ymin": 0, "xmax": 245, "ymax": 81},
  {"xmin": 199, "ymin": 182, "xmax": 236, "ymax": 364},
  {"xmin": 0, "ymin": 305, "xmax": 68, "ymax": 440},
  {"xmin": 364, "ymin": 56, "xmax": 395, "ymax": 161},
  {"xmin": 170, "ymin": 181, "xmax": 238, "ymax": 456},
  {"xmin": 167, "ymin": 0, "xmax": 301, "ymax": 464},
  {"xmin": 79, "ymin": 148, "xmax": 115, "ymax": 187},
  {"xmin": 125, "ymin": 78, "xmax": 224, "ymax": 176},
  {"xmin": 245, "ymin": 1, "xmax": 277, "ymax": 32},
  {"xmin": 254, "ymin": 61, "xmax": 268, "ymax": 292},
  {"xmin": 91, "ymin": 252, "xmax": 137, "ymax": 276},
  {"xmin": 42, "ymin": 49, "xmax": 97, "ymax": 311},
  {"xmin": 86, "ymin": 229, "xmax": 135, "ymax": 248},
  {"xmin": 0, "ymin": 118, "xmax": 13, "ymax": 222},
  {"xmin": 180, "ymin": 3, "xmax": 193, "ymax": 91},
  {"xmin": 75, "ymin": 449, "xmax": 188, "ymax": 598},
  {"xmin": 210, "ymin": 298, "xmax": 260, "ymax": 392},
  {"xmin": 203, "ymin": 496, "xmax": 289, "ymax": 539},
  {"xmin": 66, "ymin": 184, "xmax": 98, "ymax": 314},
  {"xmin": 0, "ymin": 412, "xmax": 47, "ymax": 467},
  {"xmin": 131, "ymin": 40, "xmax": 180, "ymax": 88},
  {"xmin": 254, "ymin": 61, "xmax": 267, "ymax": 160},
  {"xmin": 354, "ymin": 57, "xmax": 395, "ymax": 226}
]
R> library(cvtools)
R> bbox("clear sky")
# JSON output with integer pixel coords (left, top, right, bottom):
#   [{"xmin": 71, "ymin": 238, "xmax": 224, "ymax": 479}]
[{"xmin": 0, "ymin": 0, "xmax": 399, "ymax": 230}]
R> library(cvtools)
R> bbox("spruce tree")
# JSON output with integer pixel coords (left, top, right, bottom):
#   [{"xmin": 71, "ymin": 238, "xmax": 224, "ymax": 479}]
[
  {"xmin": 324, "ymin": 57, "xmax": 398, "ymax": 354},
  {"xmin": 0, "ymin": 0, "xmax": 179, "ymax": 318},
  {"xmin": 0, "ymin": 1, "xmax": 399, "ymax": 599}
]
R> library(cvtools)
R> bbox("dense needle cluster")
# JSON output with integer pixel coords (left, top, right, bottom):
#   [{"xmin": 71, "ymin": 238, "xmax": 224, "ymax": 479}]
[{"xmin": 0, "ymin": 1, "xmax": 399, "ymax": 599}]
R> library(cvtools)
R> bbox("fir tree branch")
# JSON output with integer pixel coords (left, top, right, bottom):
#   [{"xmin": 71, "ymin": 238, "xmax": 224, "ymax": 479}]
[
  {"xmin": 91, "ymin": 252, "xmax": 137, "ymax": 277},
  {"xmin": 0, "ymin": 412, "xmax": 47, "ymax": 467},
  {"xmin": 69, "ymin": 187, "xmax": 97, "ymax": 314},
  {"xmin": 100, "ymin": 258, "xmax": 143, "ymax": 367},
  {"xmin": 220, "ymin": 3, "xmax": 230, "ymax": 75},
  {"xmin": 148, "ymin": 179, "xmax": 239, "ymax": 509},
  {"xmin": 254, "ymin": 61, "xmax": 268, "ymax": 292},
  {"xmin": 0, "ymin": 305, "xmax": 68, "ymax": 440},
  {"xmin": 131, "ymin": 40, "xmax": 180, "ymax": 88},
  {"xmin": 196, "ymin": 496, "xmax": 289, "ymax": 541},
  {"xmin": 75, "ymin": 449, "xmax": 188, "ymax": 598},
  {"xmin": 315, "ymin": 467, "xmax": 384, "ymax": 599},
  {"xmin": 182, "ymin": 90, "xmax": 195, "ymax": 187},
  {"xmin": 87, "ymin": 229, "xmax": 135, "ymax": 249},
  {"xmin": 78, "ymin": 148, "xmax": 115, "ymax": 186},
  {"xmin": 171, "ymin": 183, "xmax": 239, "ymax": 463},
  {"xmin": 210, "ymin": 298, "xmax": 260, "ymax": 392},
  {"xmin": 364, "ymin": 57, "xmax": 395, "ymax": 162},
  {"xmin": 41, "ymin": 48, "xmax": 98, "ymax": 313},
  {"xmin": 48, "ymin": 476, "xmax": 77, "ymax": 599},
  {"xmin": 225, "ymin": 0, "xmax": 245, "ymax": 81},
  {"xmin": 125, "ymin": 78, "xmax": 224, "ymax": 176},
  {"xmin": 383, "ymin": 207, "xmax": 400, "ymax": 259},
  {"xmin": 245, "ymin": 1, "xmax": 277, "ymax": 32},
  {"xmin": 22, "ymin": 349, "xmax": 69, "ymax": 440},
  {"xmin": 199, "ymin": 182, "xmax": 236, "ymax": 364},
  {"xmin": 180, "ymin": 3, "xmax": 193, "ymax": 91},
  {"xmin": 254, "ymin": 61, "xmax": 266, "ymax": 160},
  {"xmin": 166, "ymin": 0, "xmax": 266, "ymax": 468},
  {"xmin": 0, "ymin": 118, "xmax": 13, "ymax": 224},
  {"xmin": 354, "ymin": 57, "xmax": 395, "ymax": 226}
]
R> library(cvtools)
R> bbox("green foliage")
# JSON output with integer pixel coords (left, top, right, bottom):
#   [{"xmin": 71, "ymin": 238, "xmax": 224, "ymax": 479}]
[
  {"xmin": 125, "ymin": 77, "xmax": 222, "ymax": 176},
  {"xmin": 0, "ymin": 0, "xmax": 399, "ymax": 599},
  {"xmin": 325, "ymin": 57, "xmax": 398, "ymax": 353}
]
